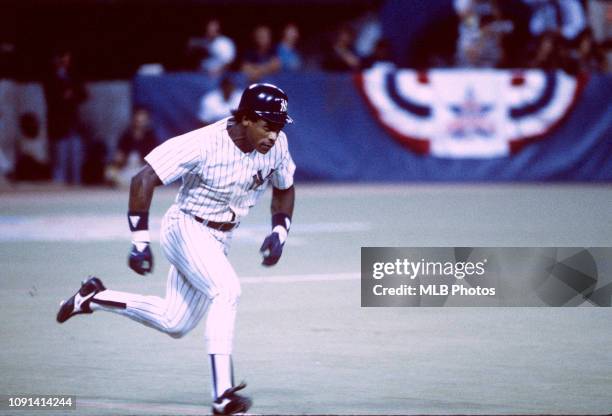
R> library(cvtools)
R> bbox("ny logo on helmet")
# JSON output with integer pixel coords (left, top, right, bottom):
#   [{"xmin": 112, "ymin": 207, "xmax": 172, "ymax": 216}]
[{"xmin": 279, "ymin": 99, "xmax": 288, "ymax": 112}]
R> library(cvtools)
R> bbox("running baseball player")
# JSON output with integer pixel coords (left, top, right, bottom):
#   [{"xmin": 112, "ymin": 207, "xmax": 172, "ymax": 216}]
[{"xmin": 56, "ymin": 83, "xmax": 296, "ymax": 415}]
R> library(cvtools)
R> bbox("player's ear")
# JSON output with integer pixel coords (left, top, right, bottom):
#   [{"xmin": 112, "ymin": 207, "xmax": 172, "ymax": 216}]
[{"xmin": 240, "ymin": 117, "xmax": 251, "ymax": 128}]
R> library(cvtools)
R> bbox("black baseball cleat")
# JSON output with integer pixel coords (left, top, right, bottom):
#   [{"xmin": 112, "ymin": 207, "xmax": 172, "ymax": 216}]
[
  {"xmin": 212, "ymin": 382, "xmax": 252, "ymax": 415},
  {"xmin": 56, "ymin": 276, "xmax": 106, "ymax": 323}
]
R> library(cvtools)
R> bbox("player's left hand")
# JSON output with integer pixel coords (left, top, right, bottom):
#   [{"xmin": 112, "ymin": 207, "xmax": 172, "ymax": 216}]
[
  {"xmin": 129, "ymin": 241, "xmax": 153, "ymax": 275},
  {"xmin": 260, "ymin": 232, "xmax": 284, "ymax": 266}
]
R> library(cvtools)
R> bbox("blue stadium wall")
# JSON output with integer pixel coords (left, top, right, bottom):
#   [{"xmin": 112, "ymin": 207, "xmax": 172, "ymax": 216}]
[{"xmin": 134, "ymin": 71, "xmax": 612, "ymax": 182}]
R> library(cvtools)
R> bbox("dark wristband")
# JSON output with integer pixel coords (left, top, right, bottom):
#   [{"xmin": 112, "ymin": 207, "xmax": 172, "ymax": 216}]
[
  {"xmin": 272, "ymin": 212, "xmax": 291, "ymax": 232},
  {"xmin": 128, "ymin": 211, "xmax": 149, "ymax": 232}
]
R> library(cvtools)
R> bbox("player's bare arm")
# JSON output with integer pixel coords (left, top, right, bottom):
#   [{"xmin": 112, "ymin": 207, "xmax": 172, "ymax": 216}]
[
  {"xmin": 127, "ymin": 163, "xmax": 163, "ymax": 275},
  {"xmin": 128, "ymin": 163, "xmax": 163, "ymax": 212},
  {"xmin": 260, "ymin": 185, "xmax": 295, "ymax": 266},
  {"xmin": 271, "ymin": 185, "xmax": 295, "ymax": 217}
]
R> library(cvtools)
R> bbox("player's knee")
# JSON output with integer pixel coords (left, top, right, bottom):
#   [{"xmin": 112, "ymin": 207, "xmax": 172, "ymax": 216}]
[
  {"xmin": 165, "ymin": 322, "xmax": 192, "ymax": 338},
  {"xmin": 167, "ymin": 329, "xmax": 186, "ymax": 339},
  {"xmin": 166, "ymin": 327, "xmax": 189, "ymax": 338},
  {"xmin": 223, "ymin": 278, "xmax": 242, "ymax": 303},
  {"xmin": 216, "ymin": 284, "xmax": 241, "ymax": 306}
]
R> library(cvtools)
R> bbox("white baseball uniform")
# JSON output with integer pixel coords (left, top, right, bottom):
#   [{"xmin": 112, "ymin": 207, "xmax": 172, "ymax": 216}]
[{"xmin": 91, "ymin": 117, "xmax": 295, "ymax": 358}]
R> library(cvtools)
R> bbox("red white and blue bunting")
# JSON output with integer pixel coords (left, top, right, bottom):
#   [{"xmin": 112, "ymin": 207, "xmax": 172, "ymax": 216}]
[{"xmin": 356, "ymin": 67, "xmax": 585, "ymax": 158}]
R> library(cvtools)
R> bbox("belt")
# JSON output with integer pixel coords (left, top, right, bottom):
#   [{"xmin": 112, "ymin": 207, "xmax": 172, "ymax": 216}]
[{"xmin": 194, "ymin": 216, "xmax": 239, "ymax": 232}]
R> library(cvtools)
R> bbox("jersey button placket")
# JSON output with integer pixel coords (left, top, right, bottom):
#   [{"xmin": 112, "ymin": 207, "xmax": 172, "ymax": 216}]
[{"xmin": 229, "ymin": 153, "xmax": 253, "ymax": 218}]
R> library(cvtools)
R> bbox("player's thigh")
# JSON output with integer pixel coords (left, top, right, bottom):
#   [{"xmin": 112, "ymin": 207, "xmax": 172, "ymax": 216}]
[
  {"xmin": 164, "ymin": 265, "xmax": 210, "ymax": 331},
  {"xmin": 161, "ymin": 210, "xmax": 240, "ymax": 299}
]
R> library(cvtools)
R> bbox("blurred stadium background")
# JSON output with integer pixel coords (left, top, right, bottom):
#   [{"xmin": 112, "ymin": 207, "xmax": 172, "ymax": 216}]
[{"xmin": 1, "ymin": 0, "xmax": 611, "ymax": 415}]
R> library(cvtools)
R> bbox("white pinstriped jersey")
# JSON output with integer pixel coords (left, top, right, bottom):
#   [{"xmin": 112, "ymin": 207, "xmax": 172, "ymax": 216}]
[{"xmin": 145, "ymin": 117, "xmax": 295, "ymax": 222}]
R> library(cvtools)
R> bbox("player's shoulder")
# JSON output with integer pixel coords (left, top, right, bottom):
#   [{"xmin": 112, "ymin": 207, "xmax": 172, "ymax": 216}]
[
  {"xmin": 277, "ymin": 130, "xmax": 289, "ymax": 145},
  {"xmin": 164, "ymin": 118, "xmax": 227, "ymax": 150},
  {"xmin": 186, "ymin": 118, "xmax": 228, "ymax": 140},
  {"xmin": 267, "ymin": 130, "xmax": 290, "ymax": 162},
  {"xmin": 276, "ymin": 130, "xmax": 290, "ymax": 151}
]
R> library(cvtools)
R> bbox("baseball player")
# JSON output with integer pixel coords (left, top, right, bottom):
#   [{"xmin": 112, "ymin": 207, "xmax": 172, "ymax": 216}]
[{"xmin": 56, "ymin": 83, "xmax": 296, "ymax": 415}]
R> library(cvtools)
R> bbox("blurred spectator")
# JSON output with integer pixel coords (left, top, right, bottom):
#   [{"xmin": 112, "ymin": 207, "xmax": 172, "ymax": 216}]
[
  {"xmin": 241, "ymin": 25, "xmax": 281, "ymax": 81},
  {"xmin": 361, "ymin": 38, "xmax": 395, "ymax": 69},
  {"xmin": 570, "ymin": 28, "xmax": 607, "ymax": 72},
  {"xmin": 276, "ymin": 23, "xmax": 302, "ymax": 71},
  {"xmin": 13, "ymin": 113, "xmax": 51, "ymax": 181},
  {"xmin": 586, "ymin": 0, "xmax": 612, "ymax": 72},
  {"xmin": 454, "ymin": 0, "xmax": 513, "ymax": 67},
  {"xmin": 82, "ymin": 139, "xmax": 107, "ymax": 185},
  {"xmin": 0, "ymin": 147, "xmax": 11, "ymax": 185},
  {"xmin": 353, "ymin": 8, "xmax": 383, "ymax": 59},
  {"xmin": 529, "ymin": 30, "xmax": 568, "ymax": 69},
  {"xmin": 587, "ymin": 0, "xmax": 612, "ymax": 48},
  {"xmin": 525, "ymin": 0, "xmax": 587, "ymax": 43},
  {"xmin": 524, "ymin": 0, "xmax": 588, "ymax": 69},
  {"xmin": 198, "ymin": 75, "xmax": 242, "ymax": 125},
  {"xmin": 105, "ymin": 107, "xmax": 158, "ymax": 187},
  {"xmin": 0, "ymin": 112, "xmax": 10, "ymax": 184},
  {"xmin": 525, "ymin": 0, "xmax": 560, "ymax": 38},
  {"xmin": 187, "ymin": 18, "xmax": 236, "ymax": 76},
  {"xmin": 43, "ymin": 48, "xmax": 88, "ymax": 185},
  {"xmin": 322, "ymin": 25, "xmax": 361, "ymax": 71}
]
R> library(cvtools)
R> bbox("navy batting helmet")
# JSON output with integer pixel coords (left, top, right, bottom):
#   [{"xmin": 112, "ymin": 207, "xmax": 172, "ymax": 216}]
[{"xmin": 233, "ymin": 83, "xmax": 293, "ymax": 125}]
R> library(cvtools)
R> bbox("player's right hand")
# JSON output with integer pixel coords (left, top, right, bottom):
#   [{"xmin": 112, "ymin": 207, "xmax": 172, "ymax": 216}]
[{"xmin": 128, "ymin": 242, "xmax": 153, "ymax": 275}]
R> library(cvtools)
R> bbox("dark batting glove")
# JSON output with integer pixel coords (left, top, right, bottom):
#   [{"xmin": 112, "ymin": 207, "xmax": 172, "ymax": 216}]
[
  {"xmin": 260, "ymin": 232, "xmax": 284, "ymax": 266},
  {"xmin": 128, "ymin": 242, "xmax": 153, "ymax": 275}
]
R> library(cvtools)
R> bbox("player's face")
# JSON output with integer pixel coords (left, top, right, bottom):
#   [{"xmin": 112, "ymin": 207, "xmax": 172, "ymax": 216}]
[{"xmin": 244, "ymin": 119, "xmax": 282, "ymax": 154}]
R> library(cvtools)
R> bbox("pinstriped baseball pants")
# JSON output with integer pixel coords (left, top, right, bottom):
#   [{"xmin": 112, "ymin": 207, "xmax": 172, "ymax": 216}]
[{"xmin": 93, "ymin": 205, "xmax": 241, "ymax": 354}]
